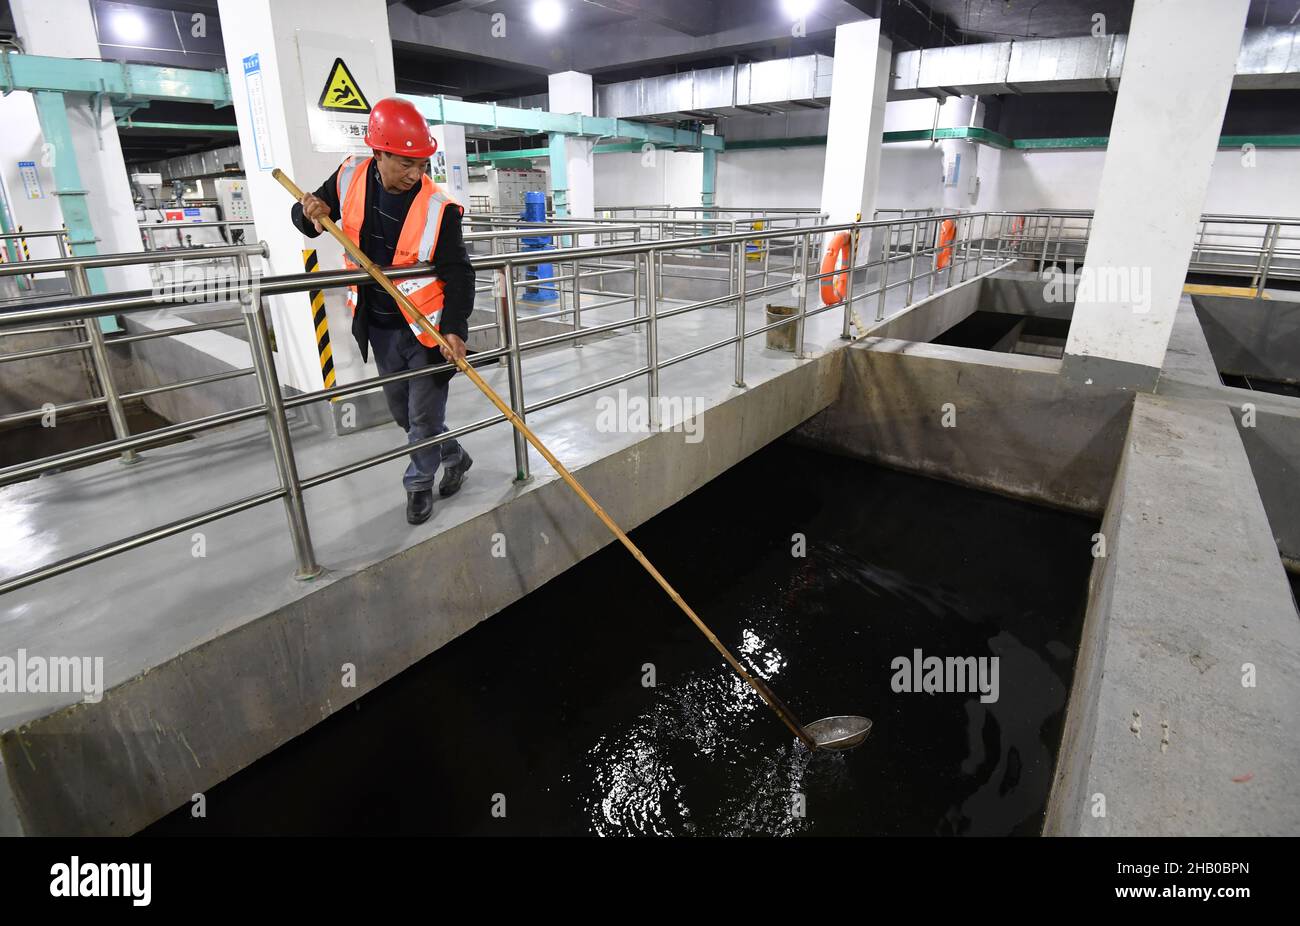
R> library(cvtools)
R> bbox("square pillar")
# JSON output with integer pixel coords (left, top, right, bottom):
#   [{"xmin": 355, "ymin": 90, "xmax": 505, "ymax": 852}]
[
  {"xmin": 819, "ymin": 20, "xmax": 892, "ymax": 233},
  {"xmin": 1062, "ymin": 0, "xmax": 1250, "ymax": 389}
]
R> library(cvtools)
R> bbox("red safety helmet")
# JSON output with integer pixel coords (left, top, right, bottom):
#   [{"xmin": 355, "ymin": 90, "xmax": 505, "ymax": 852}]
[{"xmin": 365, "ymin": 98, "xmax": 437, "ymax": 158}]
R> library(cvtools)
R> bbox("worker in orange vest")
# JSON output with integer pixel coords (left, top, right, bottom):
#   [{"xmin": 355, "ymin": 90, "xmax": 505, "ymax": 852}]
[{"xmin": 292, "ymin": 97, "xmax": 474, "ymax": 525}]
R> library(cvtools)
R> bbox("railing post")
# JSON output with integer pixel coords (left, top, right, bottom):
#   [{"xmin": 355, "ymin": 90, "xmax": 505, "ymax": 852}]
[
  {"xmin": 906, "ymin": 222, "xmax": 919, "ymax": 306},
  {"xmin": 572, "ymin": 256, "xmax": 583, "ymax": 348},
  {"xmin": 795, "ymin": 231, "xmax": 810, "ymax": 359},
  {"xmin": 646, "ymin": 248, "xmax": 660, "ymax": 425},
  {"xmin": 761, "ymin": 225, "xmax": 772, "ymax": 290},
  {"xmin": 72, "ymin": 265, "xmax": 138, "ymax": 465},
  {"xmin": 841, "ymin": 224, "xmax": 859, "ymax": 339},
  {"xmin": 928, "ymin": 222, "xmax": 939, "ymax": 297},
  {"xmin": 237, "ymin": 254, "xmax": 321, "ymax": 580},
  {"xmin": 876, "ymin": 222, "xmax": 890, "ymax": 321},
  {"xmin": 1038, "ymin": 214, "xmax": 1053, "ymax": 274},
  {"xmin": 501, "ymin": 263, "xmax": 531, "ymax": 481},
  {"xmin": 976, "ymin": 213, "xmax": 989, "ymax": 274},
  {"xmin": 959, "ymin": 215, "xmax": 971, "ymax": 283},
  {"xmin": 1256, "ymin": 222, "xmax": 1278, "ymax": 299},
  {"xmin": 733, "ymin": 240, "xmax": 747, "ymax": 387},
  {"xmin": 945, "ymin": 217, "xmax": 958, "ymax": 290},
  {"xmin": 632, "ymin": 227, "xmax": 643, "ymax": 322}
]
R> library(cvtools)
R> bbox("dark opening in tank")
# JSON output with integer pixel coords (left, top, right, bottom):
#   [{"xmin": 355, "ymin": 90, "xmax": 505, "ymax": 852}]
[{"xmin": 145, "ymin": 439, "xmax": 1098, "ymax": 837}]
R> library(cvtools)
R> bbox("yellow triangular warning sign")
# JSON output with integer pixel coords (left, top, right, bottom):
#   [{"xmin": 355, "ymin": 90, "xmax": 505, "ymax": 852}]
[{"xmin": 318, "ymin": 58, "xmax": 371, "ymax": 113}]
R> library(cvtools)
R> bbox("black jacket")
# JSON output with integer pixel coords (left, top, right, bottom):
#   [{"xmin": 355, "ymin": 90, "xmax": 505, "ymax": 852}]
[{"xmin": 289, "ymin": 159, "xmax": 475, "ymax": 364}]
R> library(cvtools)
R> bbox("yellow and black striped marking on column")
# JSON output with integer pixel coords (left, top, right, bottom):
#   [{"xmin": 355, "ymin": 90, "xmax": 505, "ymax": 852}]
[
  {"xmin": 19, "ymin": 226, "xmax": 30, "ymax": 262},
  {"xmin": 304, "ymin": 249, "xmax": 336, "ymax": 389}
]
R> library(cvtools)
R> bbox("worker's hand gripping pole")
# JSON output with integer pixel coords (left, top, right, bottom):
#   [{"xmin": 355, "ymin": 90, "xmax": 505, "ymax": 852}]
[{"xmin": 270, "ymin": 168, "xmax": 818, "ymax": 750}]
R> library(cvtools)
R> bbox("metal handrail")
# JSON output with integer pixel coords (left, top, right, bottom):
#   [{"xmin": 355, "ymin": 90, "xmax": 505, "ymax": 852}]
[
  {"xmin": 1, "ymin": 207, "xmax": 1293, "ymax": 594},
  {"xmin": 0, "ymin": 242, "xmax": 266, "ymax": 278}
]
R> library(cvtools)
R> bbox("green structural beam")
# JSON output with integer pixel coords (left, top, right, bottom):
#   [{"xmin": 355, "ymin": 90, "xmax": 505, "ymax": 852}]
[
  {"xmin": 402, "ymin": 93, "xmax": 726, "ymax": 151},
  {"xmin": 726, "ymin": 136, "xmax": 830, "ymax": 151},
  {"xmin": 701, "ymin": 146, "xmax": 717, "ymax": 217},
  {"xmin": 117, "ymin": 120, "xmax": 239, "ymax": 132},
  {"xmin": 883, "ymin": 126, "xmax": 1016, "ymax": 148},
  {"xmin": 548, "ymin": 133, "xmax": 569, "ymax": 217},
  {"xmin": 469, "ymin": 141, "xmax": 672, "ymax": 163},
  {"xmin": 29, "ymin": 91, "xmax": 118, "ymax": 331},
  {"xmin": 1, "ymin": 51, "xmax": 232, "ymax": 106},
  {"xmin": 726, "ymin": 129, "xmax": 1300, "ymax": 152},
  {"xmin": 1218, "ymin": 134, "xmax": 1300, "ymax": 149}
]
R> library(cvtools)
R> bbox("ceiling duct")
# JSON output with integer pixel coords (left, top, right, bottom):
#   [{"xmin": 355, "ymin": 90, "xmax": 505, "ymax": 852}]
[{"xmin": 891, "ymin": 27, "xmax": 1300, "ymax": 99}]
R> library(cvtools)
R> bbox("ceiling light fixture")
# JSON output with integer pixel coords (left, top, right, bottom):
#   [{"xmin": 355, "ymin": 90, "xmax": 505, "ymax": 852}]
[
  {"xmin": 781, "ymin": 0, "xmax": 815, "ymax": 20},
  {"xmin": 531, "ymin": 0, "xmax": 564, "ymax": 31},
  {"xmin": 112, "ymin": 11, "xmax": 148, "ymax": 43}
]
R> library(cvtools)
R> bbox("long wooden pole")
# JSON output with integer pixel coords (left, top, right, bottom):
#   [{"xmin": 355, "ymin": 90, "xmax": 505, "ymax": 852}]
[{"xmin": 273, "ymin": 168, "xmax": 817, "ymax": 749}]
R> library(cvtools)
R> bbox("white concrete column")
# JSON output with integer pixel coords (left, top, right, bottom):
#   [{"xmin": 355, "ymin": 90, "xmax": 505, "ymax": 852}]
[
  {"xmin": 818, "ymin": 19, "xmax": 892, "ymax": 236},
  {"xmin": 1062, "ymin": 0, "xmax": 1250, "ymax": 389},
  {"xmin": 10, "ymin": 0, "xmax": 150, "ymax": 297},
  {"xmin": 547, "ymin": 71, "xmax": 595, "ymax": 232},
  {"xmin": 938, "ymin": 96, "xmax": 983, "ymax": 212},
  {"xmin": 0, "ymin": 94, "xmax": 66, "ymax": 265},
  {"xmin": 218, "ymin": 0, "xmax": 396, "ymax": 395}
]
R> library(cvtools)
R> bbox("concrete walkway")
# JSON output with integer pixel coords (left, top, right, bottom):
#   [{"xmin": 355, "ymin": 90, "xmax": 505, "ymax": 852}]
[{"xmin": 0, "ymin": 256, "xmax": 1008, "ymax": 834}]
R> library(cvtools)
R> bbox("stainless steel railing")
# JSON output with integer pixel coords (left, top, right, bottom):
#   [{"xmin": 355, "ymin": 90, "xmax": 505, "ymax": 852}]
[
  {"xmin": 137, "ymin": 219, "xmax": 256, "ymax": 250},
  {"xmin": 2, "ymin": 207, "xmax": 1292, "ymax": 594},
  {"xmin": 0, "ymin": 243, "xmax": 267, "ymax": 455}
]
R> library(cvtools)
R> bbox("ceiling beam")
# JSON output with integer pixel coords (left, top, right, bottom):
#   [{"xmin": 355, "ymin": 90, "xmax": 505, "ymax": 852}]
[
  {"xmin": 582, "ymin": 0, "xmax": 716, "ymax": 37},
  {"xmin": 0, "ymin": 52, "xmax": 232, "ymax": 106},
  {"xmin": 402, "ymin": 92, "xmax": 726, "ymax": 149}
]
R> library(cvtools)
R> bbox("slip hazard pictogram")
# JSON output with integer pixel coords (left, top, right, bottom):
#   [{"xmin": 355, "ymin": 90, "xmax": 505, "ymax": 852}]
[{"xmin": 318, "ymin": 58, "xmax": 371, "ymax": 112}]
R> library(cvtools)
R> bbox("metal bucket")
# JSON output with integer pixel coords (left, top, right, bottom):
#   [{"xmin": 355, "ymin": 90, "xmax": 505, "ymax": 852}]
[{"xmin": 765, "ymin": 304, "xmax": 797, "ymax": 352}]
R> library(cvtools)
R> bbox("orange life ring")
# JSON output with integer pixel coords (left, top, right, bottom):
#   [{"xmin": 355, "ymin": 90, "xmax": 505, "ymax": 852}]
[
  {"xmin": 820, "ymin": 231, "xmax": 851, "ymax": 305},
  {"xmin": 936, "ymin": 219, "xmax": 957, "ymax": 269}
]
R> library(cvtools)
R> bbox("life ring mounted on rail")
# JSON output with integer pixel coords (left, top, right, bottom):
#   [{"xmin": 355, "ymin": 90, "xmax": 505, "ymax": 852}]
[
  {"xmin": 820, "ymin": 231, "xmax": 851, "ymax": 305},
  {"xmin": 936, "ymin": 219, "xmax": 957, "ymax": 269}
]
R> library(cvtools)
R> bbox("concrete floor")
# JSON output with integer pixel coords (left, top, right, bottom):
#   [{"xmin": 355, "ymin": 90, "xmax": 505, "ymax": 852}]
[
  {"xmin": 6, "ymin": 255, "xmax": 1297, "ymax": 836},
  {"xmin": 1, "ymin": 258, "xmax": 999, "ymax": 732}
]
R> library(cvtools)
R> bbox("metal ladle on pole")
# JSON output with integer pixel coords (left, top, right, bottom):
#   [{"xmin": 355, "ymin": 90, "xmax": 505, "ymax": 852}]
[{"xmin": 271, "ymin": 168, "xmax": 871, "ymax": 752}]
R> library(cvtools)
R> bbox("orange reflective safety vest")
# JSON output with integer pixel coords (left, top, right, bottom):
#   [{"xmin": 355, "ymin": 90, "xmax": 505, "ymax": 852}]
[{"xmin": 335, "ymin": 155, "xmax": 459, "ymax": 347}]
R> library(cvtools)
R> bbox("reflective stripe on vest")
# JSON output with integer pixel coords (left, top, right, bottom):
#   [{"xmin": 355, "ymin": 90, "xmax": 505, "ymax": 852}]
[{"xmin": 336, "ymin": 155, "xmax": 459, "ymax": 348}]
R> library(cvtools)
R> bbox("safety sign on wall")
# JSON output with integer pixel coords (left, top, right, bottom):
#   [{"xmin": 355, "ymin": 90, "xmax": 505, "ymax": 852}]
[
  {"xmin": 241, "ymin": 53, "xmax": 275, "ymax": 171},
  {"xmin": 17, "ymin": 161, "xmax": 43, "ymax": 199},
  {"xmin": 319, "ymin": 59, "xmax": 371, "ymax": 113},
  {"xmin": 298, "ymin": 32, "xmax": 386, "ymax": 154}
]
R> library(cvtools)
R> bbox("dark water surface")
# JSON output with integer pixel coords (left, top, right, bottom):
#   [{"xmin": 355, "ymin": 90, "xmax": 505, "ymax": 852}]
[{"xmin": 147, "ymin": 440, "xmax": 1097, "ymax": 836}]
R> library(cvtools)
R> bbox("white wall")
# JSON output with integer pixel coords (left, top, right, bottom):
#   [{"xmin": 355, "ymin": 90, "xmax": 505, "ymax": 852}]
[
  {"xmin": 592, "ymin": 92, "xmax": 1300, "ymax": 222},
  {"xmin": 219, "ymin": 0, "xmax": 399, "ymax": 392},
  {"xmin": 12, "ymin": 0, "xmax": 151, "ymax": 294},
  {"xmin": 594, "ymin": 143, "xmax": 944, "ymax": 215},
  {"xmin": 0, "ymin": 92, "xmax": 67, "ymax": 263},
  {"xmin": 979, "ymin": 146, "xmax": 1300, "ymax": 218},
  {"xmin": 718, "ymin": 148, "xmax": 824, "ymax": 209},
  {"xmin": 592, "ymin": 143, "xmax": 1300, "ymax": 217},
  {"xmin": 593, "ymin": 149, "xmax": 703, "ymax": 208}
]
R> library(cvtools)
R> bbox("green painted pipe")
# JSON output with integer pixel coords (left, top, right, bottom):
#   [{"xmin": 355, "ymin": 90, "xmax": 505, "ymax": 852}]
[{"xmin": 117, "ymin": 120, "xmax": 239, "ymax": 132}]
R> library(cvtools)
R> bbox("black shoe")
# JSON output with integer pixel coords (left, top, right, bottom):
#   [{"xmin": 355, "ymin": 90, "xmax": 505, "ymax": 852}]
[
  {"xmin": 439, "ymin": 451, "xmax": 473, "ymax": 498},
  {"xmin": 406, "ymin": 489, "xmax": 434, "ymax": 525}
]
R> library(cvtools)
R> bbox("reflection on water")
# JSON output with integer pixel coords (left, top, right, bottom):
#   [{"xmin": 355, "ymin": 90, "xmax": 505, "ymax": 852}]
[{"xmin": 147, "ymin": 440, "xmax": 1095, "ymax": 837}]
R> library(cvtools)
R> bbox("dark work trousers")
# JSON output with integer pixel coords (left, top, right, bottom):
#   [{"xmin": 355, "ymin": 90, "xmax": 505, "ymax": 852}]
[{"xmin": 367, "ymin": 323, "xmax": 464, "ymax": 493}]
